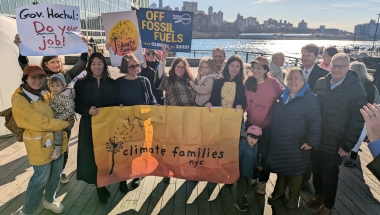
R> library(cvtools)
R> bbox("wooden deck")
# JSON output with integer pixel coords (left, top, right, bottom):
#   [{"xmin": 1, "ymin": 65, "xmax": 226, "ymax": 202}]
[{"xmin": 1, "ymin": 122, "xmax": 380, "ymax": 215}]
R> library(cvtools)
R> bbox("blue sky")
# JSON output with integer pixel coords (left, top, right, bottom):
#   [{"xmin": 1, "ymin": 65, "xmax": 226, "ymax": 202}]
[{"xmin": 151, "ymin": 0, "xmax": 380, "ymax": 32}]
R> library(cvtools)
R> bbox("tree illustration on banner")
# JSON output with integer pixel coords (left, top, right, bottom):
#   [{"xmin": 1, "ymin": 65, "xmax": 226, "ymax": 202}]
[
  {"xmin": 108, "ymin": 20, "xmax": 139, "ymax": 56},
  {"xmin": 106, "ymin": 136, "xmax": 125, "ymax": 175}
]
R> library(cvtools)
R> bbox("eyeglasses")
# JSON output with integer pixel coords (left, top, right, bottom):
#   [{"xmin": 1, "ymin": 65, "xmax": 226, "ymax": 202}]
[
  {"xmin": 331, "ymin": 64, "xmax": 348, "ymax": 70},
  {"xmin": 247, "ymin": 133, "xmax": 260, "ymax": 139},
  {"xmin": 128, "ymin": 64, "xmax": 140, "ymax": 70},
  {"xmin": 146, "ymin": 52, "xmax": 156, "ymax": 56}
]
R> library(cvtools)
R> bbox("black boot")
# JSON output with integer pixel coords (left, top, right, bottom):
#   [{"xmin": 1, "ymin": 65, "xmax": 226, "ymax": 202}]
[
  {"xmin": 119, "ymin": 181, "xmax": 129, "ymax": 193},
  {"xmin": 96, "ymin": 187, "xmax": 110, "ymax": 203}
]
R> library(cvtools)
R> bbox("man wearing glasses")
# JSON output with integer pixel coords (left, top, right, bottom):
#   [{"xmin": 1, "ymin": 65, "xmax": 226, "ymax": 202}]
[
  {"xmin": 140, "ymin": 49, "xmax": 165, "ymax": 105},
  {"xmin": 307, "ymin": 53, "xmax": 367, "ymax": 215}
]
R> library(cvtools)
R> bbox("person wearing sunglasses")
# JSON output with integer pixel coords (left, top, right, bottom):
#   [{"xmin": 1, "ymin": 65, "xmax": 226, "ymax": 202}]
[{"xmin": 140, "ymin": 49, "xmax": 164, "ymax": 105}]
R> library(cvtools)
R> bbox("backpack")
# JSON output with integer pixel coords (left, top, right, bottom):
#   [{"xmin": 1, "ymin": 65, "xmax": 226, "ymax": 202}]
[{"xmin": 0, "ymin": 107, "xmax": 24, "ymax": 142}]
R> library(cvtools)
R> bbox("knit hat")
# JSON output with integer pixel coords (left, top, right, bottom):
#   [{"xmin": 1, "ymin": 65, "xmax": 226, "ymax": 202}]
[
  {"xmin": 23, "ymin": 64, "xmax": 46, "ymax": 77},
  {"xmin": 251, "ymin": 56, "xmax": 270, "ymax": 68},
  {"xmin": 247, "ymin": 125, "xmax": 262, "ymax": 136},
  {"xmin": 50, "ymin": 73, "xmax": 67, "ymax": 86}
]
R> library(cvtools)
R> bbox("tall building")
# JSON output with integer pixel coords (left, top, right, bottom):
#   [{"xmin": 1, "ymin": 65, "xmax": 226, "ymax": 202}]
[
  {"xmin": 246, "ymin": 17, "xmax": 257, "ymax": 27},
  {"xmin": 298, "ymin": 20, "xmax": 308, "ymax": 33},
  {"xmin": 159, "ymin": 0, "xmax": 163, "ymax": 8},
  {"xmin": 208, "ymin": 6, "xmax": 213, "ymax": 16},
  {"xmin": 182, "ymin": 1, "xmax": 197, "ymax": 13},
  {"xmin": 175, "ymin": 7, "xmax": 179, "ymax": 11},
  {"xmin": 354, "ymin": 19, "xmax": 380, "ymax": 39},
  {"xmin": 163, "ymin": 5, "xmax": 172, "ymax": 10},
  {"xmin": 150, "ymin": 2, "xmax": 157, "ymax": 8},
  {"xmin": 0, "ymin": 0, "xmax": 147, "ymax": 42}
]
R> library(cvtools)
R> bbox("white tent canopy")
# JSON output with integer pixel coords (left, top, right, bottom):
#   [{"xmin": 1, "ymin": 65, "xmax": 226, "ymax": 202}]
[{"xmin": 0, "ymin": 15, "xmax": 42, "ymax": 137}]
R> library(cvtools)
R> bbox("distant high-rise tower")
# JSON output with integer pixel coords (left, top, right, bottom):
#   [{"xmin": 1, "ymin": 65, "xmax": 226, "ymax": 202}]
[
  {"xmin": 159, "ymin": 0, "xmax": 163, "ymax": 8},
  {"xmin": 208, "ymin": 6, "xmax": 213, "ymax": 16},
  {"xmin": 175, "ymin": 7, "xmax": 179, "ymax": 11}
]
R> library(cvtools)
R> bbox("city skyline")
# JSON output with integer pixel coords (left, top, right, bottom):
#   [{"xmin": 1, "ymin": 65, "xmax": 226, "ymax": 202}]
[{"xmin": 150, "ymin": 0, "xmax": 380, "ymax": 32}]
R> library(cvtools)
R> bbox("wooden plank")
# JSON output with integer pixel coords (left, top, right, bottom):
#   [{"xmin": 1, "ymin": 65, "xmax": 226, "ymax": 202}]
[
  {"xmin": 144, "ymin": 177, "xmax": 165, "ymax": 215},
  {"xmin": 335, "ymin": 187, "xmax": 365, "ymax": 215},
  {"xmin": 171, "ymin": 178, "xmax": 187, "ymax": 214},
  {"xmin": 65, "ymin": 184, "xmax": 96, "ymax": 214},
  {"xmin": 134, "ymin": 176, "xmax": 157, "ymax": 215},
  {"xmin": 333, "ymin": 197, "xmax": 351, "ymax": 215},
  {"xmin": 158, "ymin": 177, "xmax": 177, "ymax": 215},
  {"xmin": 246, "ymin": 187, "xmax": 264, "ymax": 215},
  {"xmin": 121, "ymin": 178, "xmax": 147, "ymax": 214},
  {"xmin": 0, "ymin": 136, "xmax": 17, "ymax": 151},
  {"xmin": 185, "ymin": 180, "xmax": 199, "ymax": 215},
  {"xmin": 339, "ymin": 167, "xmax": 379, "ymax": 204},
  {"xmin": 195, "ymin": 181, "xmax": 211, "ymax": 215},
  {"xmin": 80, "ymin": 184, "xmax": 101, "ymax": 215},
  {"xmin": 339, "ymin": 164, "xmax": 380, "ymax": 201},
  {"xmin": 219, "ymin": 184, "xmax": 238, "ymax": 215},
  {"xmin": 0, "ymin": 164, "xmax": 33, "ymax": 204},
  {"xmin": 94, "ymin": 183, "xmax": 122, "ymax": 215},
  {"xmin": 368, "ymin": 203, "xmax": 380, "ymax": 215},
  {"xmin": 337, "ymin": 177, "xmax": 377, "ymax": 214},
  {"xmin": 208, "ymin": 183, "xmax": 225, "ymax": 215}
]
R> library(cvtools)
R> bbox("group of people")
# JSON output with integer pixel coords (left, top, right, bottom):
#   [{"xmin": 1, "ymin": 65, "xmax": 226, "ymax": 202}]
[{"xmin": 10, "ymin": 32, "xmax": 380, "ymax": 215}]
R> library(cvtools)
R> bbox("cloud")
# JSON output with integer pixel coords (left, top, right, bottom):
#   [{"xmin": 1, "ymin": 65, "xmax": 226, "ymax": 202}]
[
  {"xmin": 331, "ymin": 2, "xmax": 368, "ymax": 8},
  {"xmin": 251, "ymin": 0, "xmax": 281, "ymax": 4}
]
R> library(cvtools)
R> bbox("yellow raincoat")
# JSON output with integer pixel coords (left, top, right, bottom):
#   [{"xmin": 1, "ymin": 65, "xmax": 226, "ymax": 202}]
[{"xmin": 11, "ymin": 87, "xmax": 69, "ymax": 166}]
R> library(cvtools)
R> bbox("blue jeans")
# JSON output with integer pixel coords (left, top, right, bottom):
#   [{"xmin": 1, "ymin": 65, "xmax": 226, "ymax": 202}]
[{"xmin": 22, "ymin": 155, "xmax": 63, "ymax": 215}]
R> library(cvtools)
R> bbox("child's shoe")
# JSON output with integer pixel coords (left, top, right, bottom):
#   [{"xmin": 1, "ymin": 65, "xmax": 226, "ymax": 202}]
[
  {"xmin": 256, "ymin": 181, "xmax": 266, "ymax": 194},
  {"xmin": 234, "ymin": 202, "xmax": 248, "ymax": 212},
  {"xmin": 51, "ymin": 146, "xmax": 61, "ymax": 160}
]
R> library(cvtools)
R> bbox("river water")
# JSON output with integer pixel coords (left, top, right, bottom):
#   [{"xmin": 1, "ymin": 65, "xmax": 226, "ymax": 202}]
[{"xmin": 177, "ymin": 39, "xmax": 376, "ymax": 64}]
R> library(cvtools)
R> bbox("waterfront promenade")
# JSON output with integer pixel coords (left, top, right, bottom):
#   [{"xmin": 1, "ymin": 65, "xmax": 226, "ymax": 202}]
[{"xmin": 1, "ymin": 115, "xmax": 380, "ymax": 215}]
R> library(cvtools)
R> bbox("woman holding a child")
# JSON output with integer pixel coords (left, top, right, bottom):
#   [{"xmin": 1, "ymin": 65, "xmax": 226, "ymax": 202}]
[
  {"xmin": 268, "ymin": 67, "xmax": 321, "ymax": 209},
  {"xmin": 12, "ymin": 65, "xmax": 74, "ymax": 215}
]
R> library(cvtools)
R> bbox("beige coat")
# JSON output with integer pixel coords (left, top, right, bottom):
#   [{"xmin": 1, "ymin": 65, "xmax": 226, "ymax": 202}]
[{"xmin": 194, "ymin": 73, "xmax": 219, "ymax": 106}]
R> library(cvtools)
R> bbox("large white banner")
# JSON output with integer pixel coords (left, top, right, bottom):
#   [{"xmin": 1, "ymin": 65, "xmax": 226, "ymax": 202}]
[
  {"xmin": 16, "ymin": 4, "xmax": 87, "ymax": 56},
  {"xmin": 102, "ymin": 11, "xmax": 144, "ymax": 67}
]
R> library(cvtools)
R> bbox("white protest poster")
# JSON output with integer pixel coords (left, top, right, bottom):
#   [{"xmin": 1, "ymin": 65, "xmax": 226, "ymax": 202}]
[
  {"xmin": 102, "ymin": 11, "xmax": 144, "ymax": 67},
  {"xmin": 16, "ymin": 4, "xmax": 87, "ymax": 56}
]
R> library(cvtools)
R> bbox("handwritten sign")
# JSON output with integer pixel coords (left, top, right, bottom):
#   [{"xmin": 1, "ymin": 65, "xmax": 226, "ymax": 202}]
[
  {"xmin": 92, "ymin": 106, "xmax": 241, "ymax": 187},
  {"xmin": 102, "ymin": 11, "xmax": 144, "ymax": 67},
  {"xmin": 139, "ymin": 8, "xmax": 193, "ymax": 52},
  {"xmin": 16, "ymin": 4, "xmax": 87, "ymax": 56}
]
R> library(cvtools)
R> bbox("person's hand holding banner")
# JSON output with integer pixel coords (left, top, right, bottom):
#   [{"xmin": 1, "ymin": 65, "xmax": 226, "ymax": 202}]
[{"xmin": 16, "ymin": 4, "xmax": 88, "ymax": 56}]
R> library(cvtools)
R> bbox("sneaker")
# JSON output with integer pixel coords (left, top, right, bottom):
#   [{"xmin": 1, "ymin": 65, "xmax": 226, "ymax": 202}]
[
  {"xmin": 43, "ymin": 199, "xmax": 64, "ymax": 213},
  {"xmin": 256, "ymin": 182, "xmax": 266, "ymax": 194},
  {"xmin": 119, "ymin": 181, "xmax": 129, "ymax": 193},
  {"xmin": 344, "ymin": 159, "xmax": 357, "ymax": 167},
  {"xmin": 60, "ymin": 173, "xmax": 69, "ymax": 184},
  {"xmin": 251, "ymin": 178, "xmax": 258, "ymax": 186},
  {"xmin": 243, "ymin": 196, "xmax": 248, "ymax": 206},
  {"xmin": 307, "ymin": 195, "xmax": 323, "ymax": 207},
  {"xmin": 316, "ymin": 204, "xmax": 332, "ymax": 215},
  {"xmin": 285, "ymin": 199, "xmax": 298, "ymax": 209},
  {"xmin": 268, "ymin": 192, "xmax": 284, "ymax": 201},
  {"xmin": 234, "ymin": 202, "xmax": 248, "ymax": 212},
  {"xmin": 131, "ymin": 178, "xmax": 141, "ymax": 189},
  {"xmin": 51, "ymin": 147, "xmax": 61, "ymax": 160}
]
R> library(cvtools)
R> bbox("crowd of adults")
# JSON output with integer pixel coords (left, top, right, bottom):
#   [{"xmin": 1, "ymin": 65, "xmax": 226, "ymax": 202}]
[{"xmin": 9, "ymin": 32, "xmax": 380, "ymax": 215}]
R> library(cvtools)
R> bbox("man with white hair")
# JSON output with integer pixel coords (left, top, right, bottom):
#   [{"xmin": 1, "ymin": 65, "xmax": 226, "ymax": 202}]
[
  {"xmin": 307, "ymin": 53, "xmax": 367, "ymax": 214},
  {"xmin": 270, "ymin": 52, "xmax": 285, "ymax": 84}
]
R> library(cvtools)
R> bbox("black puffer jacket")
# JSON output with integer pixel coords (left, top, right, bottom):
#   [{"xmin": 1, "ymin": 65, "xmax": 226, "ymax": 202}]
[
  {"xmin": 268, "ymin": 85, "xmax": 321, "ymax": 176},
  {"xmin": 313, "ymin": 70, "xmax": 367, "ymax": 153}
]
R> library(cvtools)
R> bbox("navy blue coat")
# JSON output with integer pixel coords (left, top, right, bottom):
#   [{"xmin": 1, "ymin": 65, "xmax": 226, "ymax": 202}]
[
  {"xmin": 239, "ymin": 137, "xmax": 259, "ymax": 177},
  {"xmin": 268, "ymin": 84, "xmax": 322, "ymax": 176}
]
